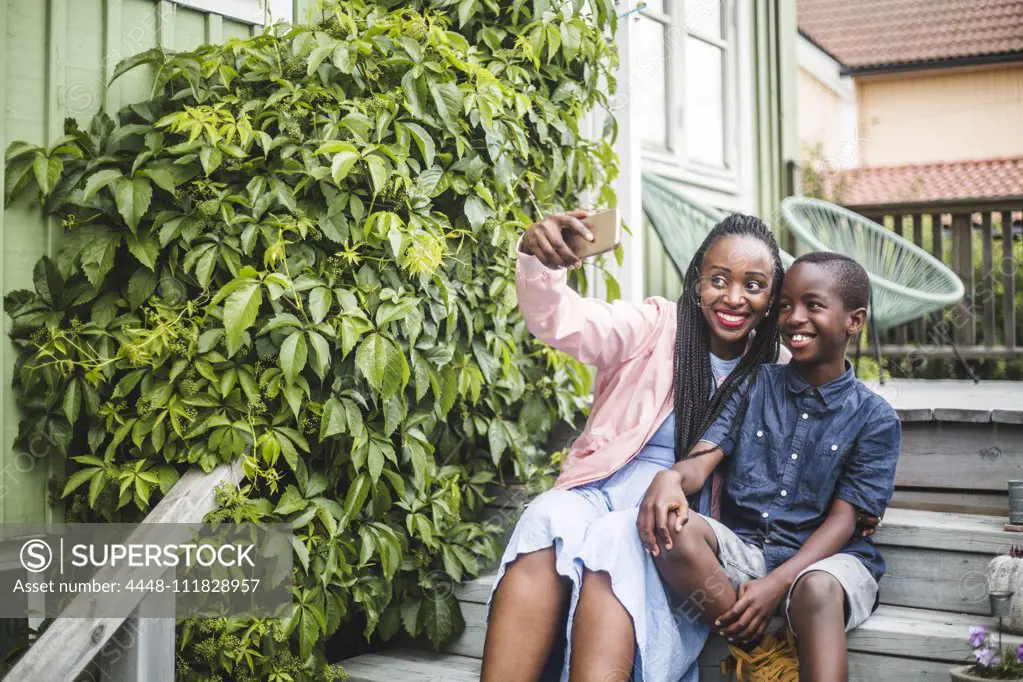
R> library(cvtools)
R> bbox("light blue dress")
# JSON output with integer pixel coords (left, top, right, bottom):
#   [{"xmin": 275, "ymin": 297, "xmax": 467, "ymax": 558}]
[{"xmin": 488, "ymin": 353, "xmax": 740, "ymax": 682}]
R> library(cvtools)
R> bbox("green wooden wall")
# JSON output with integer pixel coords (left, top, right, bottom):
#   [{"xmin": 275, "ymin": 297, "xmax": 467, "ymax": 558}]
[
  {"xmin": 0, "ymin": 0, "xmax": 319, "ymax": 525},
  {"xmin": 642, "ymin": 0, "xmax": 797, "ymax": 299}
]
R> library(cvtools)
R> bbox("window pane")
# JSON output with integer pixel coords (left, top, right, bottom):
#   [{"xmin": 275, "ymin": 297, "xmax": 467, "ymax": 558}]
[
  {"xmin": 634, "ymin": 16, "xmax": 669, "ymax": 148},
  {"xmin": 683, "ymin": 0, "xmax": 722, "ymax": 39},
  {"xmin": 684, "ymin": 37, "xmax": 725, "ymax": 166}
]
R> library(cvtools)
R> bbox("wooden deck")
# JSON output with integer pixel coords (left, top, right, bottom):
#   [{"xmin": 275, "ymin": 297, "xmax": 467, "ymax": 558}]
[{"xmin": 865, "ymin": 379, "xmax": 1023, "ymax": 423}]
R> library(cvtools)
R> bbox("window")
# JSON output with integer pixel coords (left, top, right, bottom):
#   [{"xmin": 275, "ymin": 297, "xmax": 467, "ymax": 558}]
[
  {"xmin": 631, "ymin": 0, "xmax": 739, "ymax": 186},
  {"xmin": 172, "ymin": 0, "xmax": 293, "ymax": 25}
]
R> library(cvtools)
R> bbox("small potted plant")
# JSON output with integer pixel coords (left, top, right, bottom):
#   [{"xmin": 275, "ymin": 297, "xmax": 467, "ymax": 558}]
[{"xmin": 950, "ymin": 626, "xmax": 1023, "ymax": 681}]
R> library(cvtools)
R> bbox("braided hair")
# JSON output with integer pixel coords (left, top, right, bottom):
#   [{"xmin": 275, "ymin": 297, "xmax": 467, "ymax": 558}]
[{"xmin": 672, "ymin": 214, "xmax": 784, "ymax": 463}]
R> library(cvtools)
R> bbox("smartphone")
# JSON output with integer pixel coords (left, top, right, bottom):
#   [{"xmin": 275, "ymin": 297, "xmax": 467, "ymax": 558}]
[{"xmin": 564, "ymin": 208, "xmax": 620, "ymax": 259}]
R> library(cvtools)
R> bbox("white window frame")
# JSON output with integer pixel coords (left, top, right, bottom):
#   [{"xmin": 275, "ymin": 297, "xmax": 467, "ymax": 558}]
[
  {"xmin": 634, "ymin": 0, "xmax": 747, "ymax": 199},
  {"xmin": 171, "ymin": 0, "xmax": 293, "ymax": 26}
]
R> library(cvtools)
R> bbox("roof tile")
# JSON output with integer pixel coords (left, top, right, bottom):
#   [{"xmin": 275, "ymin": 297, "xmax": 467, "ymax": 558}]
[
  {"xmin": 829, "ymin": 156, "xmax": 1023, "ymax": 205},
  {"xmin": 798, "ymin": 0, "xmax": 1023, "ymax": 70}
]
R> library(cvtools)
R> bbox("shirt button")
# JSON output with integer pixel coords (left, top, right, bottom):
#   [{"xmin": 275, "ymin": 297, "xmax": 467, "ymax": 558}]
[
  {"xmin": 831, "ymin": 444, "xmax": 838, "ymax": 451},
  {"xmin": 791, "ymin": 453, "xmax": 798, "ymax": 460},
  {"xmin": 780, "ymin": 490, "xmax": 787, "ymax": 497},
  {"xmin": 762, "ymin": 512, "xmax": 769, "ymax": 518},
  {"xmin": 801, "ymin": 413, "xmax": 809, "ymax": 420},
  {"xmin": 756, "ymin": 430, "xmax": 763, "ymax": 438}
]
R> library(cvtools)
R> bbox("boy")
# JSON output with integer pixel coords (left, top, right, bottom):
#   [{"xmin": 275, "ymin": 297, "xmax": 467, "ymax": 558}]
[{"xmin": 637, "ymin": 252, "xmax": 901, "ymax": 682}]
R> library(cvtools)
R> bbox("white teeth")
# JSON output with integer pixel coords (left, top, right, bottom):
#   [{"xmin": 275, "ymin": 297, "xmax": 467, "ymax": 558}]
[
  {"xmin": 719, "ymin": 313, "xmax": 744, "ymax": 323},
  {"xmin": 792, "ymin": 334, "xmax": 812, "ymax": 342}
]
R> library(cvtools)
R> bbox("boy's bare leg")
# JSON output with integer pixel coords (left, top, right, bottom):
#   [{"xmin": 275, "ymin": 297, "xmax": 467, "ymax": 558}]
[
  {"xmin": 653, "ymin": 515, "xmax": 739, "ymax": 626},
  {"xmin": 787, "ymin": 571, "xmax": 848, "ymax": 682},
  {"xmin": 481, "ymin": 548, "xmax": 569, "ymax": 682},
  {"xmin": 569, "ymin": 570, "xmax": 635, "ymax": 682}
]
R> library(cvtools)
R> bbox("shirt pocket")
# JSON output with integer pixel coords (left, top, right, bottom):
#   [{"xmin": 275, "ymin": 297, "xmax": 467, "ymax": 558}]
[
  {"xmin": 730, "ymin": 425, "xmax": 783, "ymax": 490},
  {"xmin": 797, "ymin": 440, "xmax": 852, "ymax": 507}
]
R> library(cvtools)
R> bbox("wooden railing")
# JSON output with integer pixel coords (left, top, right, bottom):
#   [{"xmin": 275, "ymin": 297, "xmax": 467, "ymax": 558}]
[
  {"xmin": 850, "ymin": 198, "xmax": 1023, "ymax": 360},
  {"xmin": 4, "ymin": 462, "xmax": 243, "ymax": 682}
]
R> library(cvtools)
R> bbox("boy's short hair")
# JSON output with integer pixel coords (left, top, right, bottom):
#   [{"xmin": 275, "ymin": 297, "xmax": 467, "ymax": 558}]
[{"xmin": 791, "ymin": 251, "xmax": 870, "ymax": 311}]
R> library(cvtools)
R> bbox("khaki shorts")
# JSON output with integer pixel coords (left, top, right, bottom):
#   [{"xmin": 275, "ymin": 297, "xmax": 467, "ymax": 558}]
[{"xmin": 700, "ymin": 514, "xmax": 879, "ymax": 632}]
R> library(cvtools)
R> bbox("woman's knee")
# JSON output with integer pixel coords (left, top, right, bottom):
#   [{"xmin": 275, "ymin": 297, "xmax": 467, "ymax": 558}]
[
  {"xmin": 518, "ymin": 490, "xmax": 592, "ymax": 530},
  {"xmin": 789, "ymin": 571, "xmax": 845, "ymax": 618}
]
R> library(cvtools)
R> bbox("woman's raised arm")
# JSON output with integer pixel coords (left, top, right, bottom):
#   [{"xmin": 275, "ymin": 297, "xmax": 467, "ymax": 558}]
[{"xmin": 515, "ymin": 211, "xmax": 663, "ymax": 370}]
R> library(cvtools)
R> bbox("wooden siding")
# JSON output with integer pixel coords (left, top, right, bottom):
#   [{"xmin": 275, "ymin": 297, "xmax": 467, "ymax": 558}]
[{"xmin": 0, "ymin": 0, "xmax": 316, "ymax": 526}]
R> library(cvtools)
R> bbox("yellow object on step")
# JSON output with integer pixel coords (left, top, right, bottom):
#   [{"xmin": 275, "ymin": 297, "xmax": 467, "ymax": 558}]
[{"xmin": 720, "ymin": 631, "xmax": 800, "ymax": 682}]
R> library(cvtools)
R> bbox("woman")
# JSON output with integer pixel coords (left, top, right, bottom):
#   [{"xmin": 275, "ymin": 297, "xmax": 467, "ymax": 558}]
[{"xmin": 481, "ymin": 209, "xmax": 788, "ymax": 682}]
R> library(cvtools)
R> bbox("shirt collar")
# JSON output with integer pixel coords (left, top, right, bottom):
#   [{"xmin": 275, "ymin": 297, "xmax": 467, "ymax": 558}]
[{"xmin": 784, "ymin": 362, "xmax": 856, "ymax": 407}]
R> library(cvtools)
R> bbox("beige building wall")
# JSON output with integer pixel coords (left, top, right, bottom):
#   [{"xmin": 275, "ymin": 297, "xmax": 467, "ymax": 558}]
[
  {"xmin": 857, "ymin": 65, "xmax": 1023, "ymax": 166},
  {"xmin": 797, "ymin": 67, "xmax": 846, "ymax": 158}
]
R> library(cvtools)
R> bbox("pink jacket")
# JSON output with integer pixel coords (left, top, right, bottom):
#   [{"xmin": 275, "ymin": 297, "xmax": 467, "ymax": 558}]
[{"xmin": 515, "ymin": 248, "xmax": 788, "ymax": 490}]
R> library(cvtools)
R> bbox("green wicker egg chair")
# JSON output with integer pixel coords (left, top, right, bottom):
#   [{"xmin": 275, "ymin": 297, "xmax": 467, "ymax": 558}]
[
  {"xmin": 780, "ymin": 196, "xmax": 967, "ymax": 380},
  {"xmin": 642, "ymin": 173, "xmax": 795, "ymax": 281}
]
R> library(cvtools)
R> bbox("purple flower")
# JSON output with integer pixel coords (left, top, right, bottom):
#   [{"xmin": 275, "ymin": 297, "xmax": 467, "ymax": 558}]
[
  {"xmin": 974, "ymin": 647, "xmax": 1001, "ymax": 668},
  {"xmin": 1017, "ymin": 643, "xmax": 1023, "ymax": 663},
  {"xmin": 968, "ymin": 626, "xmax": 987, "ymax": 648}
]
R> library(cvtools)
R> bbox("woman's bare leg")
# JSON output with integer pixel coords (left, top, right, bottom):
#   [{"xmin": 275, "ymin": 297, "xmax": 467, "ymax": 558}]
[
  {"xmin": 481, "ymin": 547, "xmax": 570, "ymax": 682},
  {"xmin": 569, "ymin": 569, "xmax": 635, "ymax": 682}
]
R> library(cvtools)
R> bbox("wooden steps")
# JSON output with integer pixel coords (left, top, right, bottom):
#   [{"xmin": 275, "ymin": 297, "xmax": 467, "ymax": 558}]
[
  {"xmin": 341, "ymin": 506, "xmax": 1019, "ymax": 681},
  {"xmin": 343, "ymin": 605, "xmax": 1018, "ymax": 682}
]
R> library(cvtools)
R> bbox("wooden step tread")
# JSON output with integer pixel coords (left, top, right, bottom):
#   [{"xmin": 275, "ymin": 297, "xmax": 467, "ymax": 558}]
[
  {"xmin": 341, "ymin": 647, "xmax": 954, "ymax": 682},
  {"xmin": 442, "ymin": 599, "xmax": 1021, "ymax": 664},
  {"xmin": 342, "ymin": 649, "xmax": 481, "ymax": 682}
]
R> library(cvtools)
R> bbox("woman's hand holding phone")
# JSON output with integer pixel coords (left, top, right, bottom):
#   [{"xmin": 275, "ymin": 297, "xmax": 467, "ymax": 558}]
[{"xmin": 519, "ymin": 209, "xmax": 594, "ymax": 270}]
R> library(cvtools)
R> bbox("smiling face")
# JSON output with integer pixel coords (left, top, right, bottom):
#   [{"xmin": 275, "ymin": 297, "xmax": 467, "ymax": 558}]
[
  {"xmin": 778, "ymin": 261, "xmax": 866, "ymax": 364},
  {"xmin": 696, "ymin": 234, "xmax": 776, "ymax": 357}
]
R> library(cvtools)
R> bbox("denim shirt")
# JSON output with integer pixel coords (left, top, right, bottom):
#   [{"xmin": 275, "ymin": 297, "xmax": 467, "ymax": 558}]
[{"xmin": 699, "ymin": 363, "xmax": 901, "ymax": 581}]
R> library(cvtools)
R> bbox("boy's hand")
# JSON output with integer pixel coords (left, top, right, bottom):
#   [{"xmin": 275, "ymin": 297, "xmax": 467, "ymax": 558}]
[
  {"xmin": 519, "ymin": 210, "xmax": 593, "ymax": 270},
  {"xmin": 715, "ymin": 576, "xmax": 788, "ymax": 644},
  {"xmin": 638, "ymin": 468, "xmax": 689, "ymax": 557},
  {"xmin": 857, "ymin": 511, "xmax": 881, "ymax": 538}
]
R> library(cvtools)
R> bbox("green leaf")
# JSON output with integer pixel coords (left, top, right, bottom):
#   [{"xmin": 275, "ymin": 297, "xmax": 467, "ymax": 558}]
[
  {"xmin": 364, "ymin": 155, "xmax": 389, "ymax": 194},
  {"xmin": 458, "ymin": 0, "xmax": 478, "ymax": 27},
  {"xmin": 82, "ymin": 168, "xmax": 123, "ymax": 202},
  {"xmin": 430, "ymin": 82, "xmax": 463, "ymax": 129},
  {"xmin": 114, "ymin": 176, "xmax": 153, "ymax": 232},
  {"xmin": 62, "ymin": 467, "xmax": 98, "ymax": 498},
  {"xmin": 280, "ymin": 331, "xmax": 308, "ymax": 384},
  {"xmin": 320, "ymin": 397, "xmax": 347, "ymax": 440},
  {"xmin": 274, "ymin": 485, "xmax": 308, "ymax": 515},
  {"xmin": 342, "ymin": 472, "xmax": 371, "ymax": 524},
  {"xmin": 488, "ymin": 419, "xmax": 509, "ymax": 466},
  {"xmin": 32, "ymin": 155, "xmax": 63, "ymax": 196},
  {"xmin": 356, "ymin": 334, "xmax": 408, "ymax": 398},
  {"xmin": 223, "ymin": 281, "xmax": 262, "ymax": 355},
  {"xmin": 401, "ymin": 122, "xmax": 436, "ymax": 168},
  {"xmin": 63, "ymin": 379, "xmax": 82, "ymax": 425},
  {"xmin": 124, "ymin": 229, "xmax": 160, "ymax": 270},
  {"xmin": 420, "ymin": 593, "xmax": 464, "ymax": 648},
  {"xmin": 330, "ymin": 150, "xmax": 361, "ymax": 186},
  {"xmin": 33, "ymin": 256, "xmax": 64, "ymax": 307},
  {"xmin": 110, "ymin": 47, "xmax": 165, "ymax": 85},
  {"xmin": 464, "ymin": 195, "xmax": 492, "ymax": 229},
  {"xmin": 308, "ymin": 331, "xmax": 331, "ymax": 379},
  {"xmin": 309, "ymin": 287, "xmax": 331, "ymax": 323}
]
